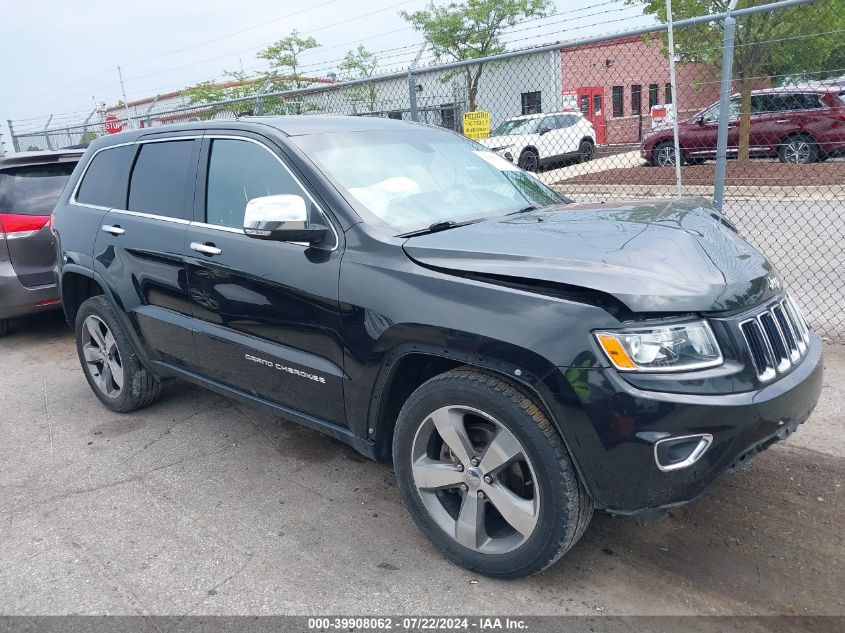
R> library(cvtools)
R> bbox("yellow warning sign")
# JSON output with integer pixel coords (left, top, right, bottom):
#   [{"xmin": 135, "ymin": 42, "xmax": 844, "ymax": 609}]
[{"xmin": 463, "ymin": 110, "xmax": 491, "ymax": 140}]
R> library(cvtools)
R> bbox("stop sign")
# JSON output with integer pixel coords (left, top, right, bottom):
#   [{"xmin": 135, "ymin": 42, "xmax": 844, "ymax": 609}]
[{"xmin": 104, "ymin": 115, "xmax": 123, "ymax": 134}]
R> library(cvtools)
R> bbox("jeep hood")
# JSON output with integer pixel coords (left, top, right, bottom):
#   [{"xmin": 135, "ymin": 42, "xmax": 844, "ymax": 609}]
[{"xmin": 402, "ymin": 198, "xmax": 779, "ymax": 313}]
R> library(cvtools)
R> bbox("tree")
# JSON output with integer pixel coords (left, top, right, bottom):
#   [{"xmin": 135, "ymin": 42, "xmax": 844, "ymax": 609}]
[
  {"xmin": 340, "ymin": 45, "xmax": 379, "ymax": 112},
  {"xmin": 401, "ymin": 0, "xmax": 551, "ymax": 111},
  {"xmin": 184, "ymin": 70, "xmax": 259, "ymax": 104},
  {"xmin": 258, "ymin": 29, "xmax": 320, "ymax": 90},
  {"xmin": 182, "ymin": 70, "xmax": 266, "ymax": 117},
  {"xmin": 633, "ymin": 0, "xmax": 845, "ymax": 161}
]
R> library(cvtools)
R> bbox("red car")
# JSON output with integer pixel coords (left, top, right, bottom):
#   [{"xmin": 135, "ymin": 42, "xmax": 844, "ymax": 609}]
[{"xmin": 641, "ymin": 86, "xmax": 845, "ymax": 166}]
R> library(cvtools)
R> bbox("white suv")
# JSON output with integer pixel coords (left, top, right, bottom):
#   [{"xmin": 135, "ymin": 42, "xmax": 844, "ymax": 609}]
[{"xmin": 478, "ymin": 112, "xmax": 596, "ymax": 171}]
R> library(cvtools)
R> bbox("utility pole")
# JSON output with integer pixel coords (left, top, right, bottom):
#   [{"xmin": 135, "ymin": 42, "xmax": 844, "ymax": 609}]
[{"xmin": 117, "ymin": 66, "xmax": 132, "ymax": 129}]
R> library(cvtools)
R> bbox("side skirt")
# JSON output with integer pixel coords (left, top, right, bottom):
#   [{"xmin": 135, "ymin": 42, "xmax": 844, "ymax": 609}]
[{"xmin": 146, "ymin": 359, "xmax": 377, "ymax": 460}]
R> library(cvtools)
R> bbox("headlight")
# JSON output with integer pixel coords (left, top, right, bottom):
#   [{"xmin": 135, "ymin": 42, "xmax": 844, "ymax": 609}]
[{"xmin": 594, "ymin": 320, "xmax": 722, "ymax": 372}]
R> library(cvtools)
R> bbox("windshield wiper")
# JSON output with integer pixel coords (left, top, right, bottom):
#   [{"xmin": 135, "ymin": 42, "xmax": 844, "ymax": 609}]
[
  {"xmin": 399, "ymin": 219, "xmax": 475, "ymax": 238},
  {"xmin": 507, "ymin": 204, "xmax": 540, "ymax": 215}
]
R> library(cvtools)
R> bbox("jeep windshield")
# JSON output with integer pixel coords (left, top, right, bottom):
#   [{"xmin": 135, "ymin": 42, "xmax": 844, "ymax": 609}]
[
  {"xmin": 491, "ymin": 118, "xmax": 540, "ymax": 136},
  {"xmin": 293, "ymin": 128, "xmax": 565, "ymax": 235}
]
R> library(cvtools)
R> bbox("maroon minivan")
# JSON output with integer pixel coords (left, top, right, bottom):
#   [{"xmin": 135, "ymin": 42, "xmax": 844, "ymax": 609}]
[{"xmin": 642, "ymin": 86, "xmax": 845, "ymax": 166}]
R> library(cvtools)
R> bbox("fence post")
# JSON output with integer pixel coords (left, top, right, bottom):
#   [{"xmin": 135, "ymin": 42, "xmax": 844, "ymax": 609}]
[
  {"xmin": 255, "ymin": 72, "xmax": 278, "ymax": 116},
  {"xmin": 407, "ymin": 44, "xmax": 427, "ymax": 122},
  {"xmin": 408, "ymin": 70, "xmax": 419, "ymax": 122},
  {"xmin": 43, "ymin": 114, "xmax": 54, "ymax": 151},
  {"xmin": 7, "ymin": 120, "xmax": 20, "ymax": 153},
  {"xmin": 666, "ymin": 0, "xmax": 682, "ymax": 197},
  {"xmin": 144, "ymin": 97, "xmax": 159, "ymax": 128},
  {"xmin": 713, "ymin": 0, "xmax": 738, "ymax": 212},
  {"xmin": 81, "ymin": 108, "xmax": 97, "ymax": 143}
]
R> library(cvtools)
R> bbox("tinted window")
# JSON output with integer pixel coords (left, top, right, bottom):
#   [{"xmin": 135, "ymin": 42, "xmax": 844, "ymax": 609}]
[
  {"xmin": 206, "ymin": 139, "xmax": 309, "ymax": 229},
  {"xmin": 521, "ymin": 91, "xmax": 541, "ymax": 115},
  {"xmin": 128, "ymin": 140, "xmax": 195, "ymax": 219},
  {"xmin": 0, "ymin": 162, "xmax": 76, "ymax": 215},
  {"xmin": 552, "ymin": 114, "xmax": 579, "ymax": 129},
  {"xmin": 76, "ymin": 144, "xmax": 134, "ymax": 209},
  {"xmin": 612, "ymin": 86, "xmax": 623, "ymax": 117},
  {"xmin": 631, "ymin": 85, "xmax": 642, "ymax": 115}
]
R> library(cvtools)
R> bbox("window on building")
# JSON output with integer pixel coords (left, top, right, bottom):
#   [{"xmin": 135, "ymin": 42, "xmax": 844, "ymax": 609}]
[
  {"xmin": 648, "ymin": 84, "xmax": 659, "ymax": 108},
  {"xmin": 521, "ymin": 91, "xmax": 542, "ymax": 115},
  {"xmin": 612, "ymin": 86, "xmax": 624, "ymax": 117},
  {"xmin": 205, "ymin": 139, "xmax": 309, "ymax": 230},
  {"xmin": 128, "ymin": 140, "xmax": 195, "ymax": 219},
  {"xmin": 440, "ymin": 105, "xmax": 456, "ymax": 130},
  {"xmin": 665, "ymin": 83, "xmax": 673, "ymax": 104},
  {"xmin": 580, "ymin": 95, "xmax": 590, "ymax": 116},
  {"xmin": 631, "ymin": 84, "xmax": 642, "ymax": 115}
]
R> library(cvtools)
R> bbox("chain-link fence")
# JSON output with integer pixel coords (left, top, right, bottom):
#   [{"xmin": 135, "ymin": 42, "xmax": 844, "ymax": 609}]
[{"xmin": 7, "ymin": 0, "xmax": 843, "ymax": 341}]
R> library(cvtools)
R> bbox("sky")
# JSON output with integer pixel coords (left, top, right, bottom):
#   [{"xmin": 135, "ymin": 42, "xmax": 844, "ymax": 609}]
[{"xmin": 0, "ymin": 0, "xmax": 656, "ymax": 150}]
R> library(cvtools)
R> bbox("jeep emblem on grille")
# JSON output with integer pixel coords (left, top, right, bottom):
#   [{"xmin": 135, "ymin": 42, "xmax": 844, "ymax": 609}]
[{"xmin": 767, "ymin": 276, "xmax": 781, "ymax": 292}]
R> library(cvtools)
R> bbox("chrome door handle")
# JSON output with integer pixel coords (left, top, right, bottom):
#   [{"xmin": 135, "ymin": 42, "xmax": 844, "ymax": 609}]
[
  {"xmin": 101, "ymin": 225, "xmax": 125, "ymax": 236},
  {"xmin": 190, "ymin": 242, "xmax": 222, "ymax": 256},
  {"xmin": 776, "ymin": 119, "xmax": 790, "ymax": 124}
]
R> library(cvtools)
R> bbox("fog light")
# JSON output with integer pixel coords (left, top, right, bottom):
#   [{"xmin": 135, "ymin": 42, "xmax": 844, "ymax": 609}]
[{"xmin": 654, "ymin": 434, "xmax": 713, "ymax": 472}]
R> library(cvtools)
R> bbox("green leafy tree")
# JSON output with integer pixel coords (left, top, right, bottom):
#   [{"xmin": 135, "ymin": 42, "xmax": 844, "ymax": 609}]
[
  {"xmin": 401, "ymin": 0, "xmax": 551, "ymax": 111},
  {"xmin": 182, "ymin": 70, "xmax": 264, "ymax": 118},
  {"xmin": 340, "ymin": 45, "xmax": 379, "ymax": 112},
  {"xmin": 632, "ymin": 0, "xmax": 845, "ymax": 161},
  {"xmin": 258, "ymin": 29, "xmax": 320, "ymax": 90}
]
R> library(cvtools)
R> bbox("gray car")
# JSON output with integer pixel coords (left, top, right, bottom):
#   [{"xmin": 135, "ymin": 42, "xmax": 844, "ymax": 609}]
[{"xmin": 0, "ymin": 149, "xmax": 82, "ymax": 336}]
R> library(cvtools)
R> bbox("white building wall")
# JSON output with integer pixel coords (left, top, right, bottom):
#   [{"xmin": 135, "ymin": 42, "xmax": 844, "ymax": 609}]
[{"xmin": 125, "ymin": 49, "xmax": 563, "ymax": 133}]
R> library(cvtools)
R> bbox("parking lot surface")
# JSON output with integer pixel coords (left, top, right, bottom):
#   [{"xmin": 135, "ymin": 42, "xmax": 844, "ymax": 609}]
[{"xmin": 1, "ymin": 312, "xmax": 842, "ymax": 615}]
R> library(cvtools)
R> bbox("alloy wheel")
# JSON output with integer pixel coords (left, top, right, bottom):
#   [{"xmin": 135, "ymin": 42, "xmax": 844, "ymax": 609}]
[
  {"xmin": 655, "ymin": 144, "xmax": 677, "ymax": 166},
  {"xmin": 519, "ymin": 151, "xmax": 539, "ymax": 172},
  {"xmin": 783, "ymin": 139, "xmax": 811, "ymax": 164},
  {"xmin": 410, "ymin": 405, "xmax": 539, "ymax": 554},
  {"xmin": 579, "ymin": 141, "xmax": 593, "ymax": 162},
  {"xmin": 81, "ymin": 315, "xmax": 124, "ymax": 398}
]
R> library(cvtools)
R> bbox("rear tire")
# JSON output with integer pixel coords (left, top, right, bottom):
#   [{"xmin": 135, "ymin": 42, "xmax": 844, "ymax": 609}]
[
  {"xmin": 578, "ymin": 139, "xmax": 594, "ymax": 163},
  {"xmin": 75, "ymin": 295, "xmax": 162, "ymax": 413},
  {"xmin": 652, "ymin": 141, "xmax": 680, "ymax": 166},
  {"xmin": 779, "ymin": 134, "xmax": 818, "ymax": 164},
  {"xmin": 392, "ymin": 368, "xmax": 593, "ymax": 579},
  {"xmin": 0, "ymin": 319, "xmax": 8, "ymax": 337},
  {"xmin": 518, "ymin": 148, "xmax": 540, "ymax": 172}
]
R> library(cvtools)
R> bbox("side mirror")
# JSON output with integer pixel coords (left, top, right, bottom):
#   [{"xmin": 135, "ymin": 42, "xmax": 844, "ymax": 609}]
[
  {"xmin": 243, "ymin": 195, "xmax": 327, "ymax": 245},
  {"xmin": 538, "ymin": 126, "xmax": 551, "ymax": 135},
  {"xmin": 696, "ymin": 116, "xmax": 706, "ymax": 125}
]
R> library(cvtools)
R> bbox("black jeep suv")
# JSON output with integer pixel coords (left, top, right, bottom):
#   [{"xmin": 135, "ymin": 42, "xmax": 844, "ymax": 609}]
[{"xmin": 52, "ymin": 117, "xmax": 823, "ymax": 578}]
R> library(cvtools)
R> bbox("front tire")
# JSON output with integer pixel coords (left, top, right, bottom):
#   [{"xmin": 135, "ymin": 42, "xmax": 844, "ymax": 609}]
[
  {"xmin": 518, "ymin": 148, "xmax": 539, "ymax": 172},
  {"xmin": 75, "ymin": 295, "xmax": 162, "ymax": 413},
  {"xmin": 392, "ymin": 369, "xmax": 593, "ymax": 578}
]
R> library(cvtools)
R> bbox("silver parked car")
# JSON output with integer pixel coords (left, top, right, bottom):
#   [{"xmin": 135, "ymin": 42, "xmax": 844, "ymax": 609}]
[{"xmin": 0, "ymin": 149, "xmax": 82, "ymax": 336}]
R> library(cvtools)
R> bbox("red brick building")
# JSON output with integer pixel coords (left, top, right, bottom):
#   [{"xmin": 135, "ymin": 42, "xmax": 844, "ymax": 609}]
[{"xmin": 560, "ymin": 33, "xmax": 721, "ymax": 145}]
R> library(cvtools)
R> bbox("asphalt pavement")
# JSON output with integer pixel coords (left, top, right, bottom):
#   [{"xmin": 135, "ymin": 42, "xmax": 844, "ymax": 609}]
[{"xmin": 0, "ymin": 312, "xmax": 842, "ymax": 616}]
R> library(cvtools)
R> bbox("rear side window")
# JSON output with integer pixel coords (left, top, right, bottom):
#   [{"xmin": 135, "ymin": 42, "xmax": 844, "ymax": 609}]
[
  {"xmin": 0, "ymin": 162, "xmax": 76, "ymax": 215},
  {"xmin": 128, "ymin": 140, "xmax": 195, "ymax": 219},
  {"xmin": 76, "ymin": 144, "xmax": 134, "ymax": 209}
]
